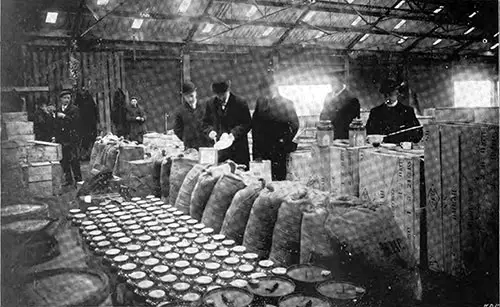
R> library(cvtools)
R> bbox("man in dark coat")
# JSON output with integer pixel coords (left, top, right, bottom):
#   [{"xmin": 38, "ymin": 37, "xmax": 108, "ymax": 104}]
[
  {"xmin": 203, "ymin": 75, "xmax": 252, "ymax": 168},
  {"xmin": 366, "ymin": 79, "xmax": 422, "ymax": 143},
  {"xmin": 33, "ymin": 97, "xmax": 56, "ymax": 142},
  {"xmin": 252, "ymin": 77, "xmax": 299, "ymax": 180},
  {"xmin": 125, "ymin": 96, "xmax": 146, "ymax": 144},
  {"xmin": 320, "ymin": 83, "xmax": 360, "ymax": 140},
  {"xmin": 75, "ymin": 90, "xmax": 99, "ymax": 160},
  {"xmin": 55, "ymin": 89, "xmax": 82, "ymax": 186},
  {"xmin": 174, "ymin": 81, "xmax": 212, "ymax": 150}
]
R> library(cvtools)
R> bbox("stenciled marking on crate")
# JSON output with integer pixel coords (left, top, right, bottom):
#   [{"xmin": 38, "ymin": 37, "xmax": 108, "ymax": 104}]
[
  {"xmin": 427, "ymin": 185, "xmax": 440, "ymax": 210},
  {"xmin": 379, "ymin": 238, "xmax": 403, "ymax": 257}
]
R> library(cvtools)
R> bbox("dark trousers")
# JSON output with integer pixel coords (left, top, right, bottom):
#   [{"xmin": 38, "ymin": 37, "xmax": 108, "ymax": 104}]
[
  {"xmin": 61, "ymin": 144, "xmax": 82, "ymax": 183},
  {"xmin": 261, "ymin": 151, "xmax": 288, "ymax": 181}
]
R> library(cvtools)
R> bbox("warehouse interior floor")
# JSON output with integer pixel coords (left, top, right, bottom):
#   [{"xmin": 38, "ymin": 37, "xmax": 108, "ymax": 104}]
[{"xmin": 1, "ymin": 161, "xmax": 498, "ymax": 307}]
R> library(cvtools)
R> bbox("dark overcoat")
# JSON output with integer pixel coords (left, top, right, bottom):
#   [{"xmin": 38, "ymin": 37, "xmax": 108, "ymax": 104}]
[{"xmin": 173, "ymin": 100, "xmax": 212, "ymax": 150}]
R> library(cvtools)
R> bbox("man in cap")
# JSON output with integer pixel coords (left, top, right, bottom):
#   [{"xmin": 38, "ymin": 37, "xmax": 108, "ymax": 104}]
[
  {"xmin": 173, "ymin": 81, "xmax": 211, "ymax": 150},
  {"xmin": 55, "ymin": 88, "xmax": 82, "ymax": 186},
  {"xmin": 203, "ymin": 75, "xmax": 252, "ymax": 168},
  {"xmin": 125, "ymin": 96, "xmax": 146, "ymax": 144},
  {"xmin": 252, "ymin": 77, "xmax": 299, "ymax": 180},
  {"xmin": 366, "ymin": 78, "xmax": 422, "ymax": 143}
]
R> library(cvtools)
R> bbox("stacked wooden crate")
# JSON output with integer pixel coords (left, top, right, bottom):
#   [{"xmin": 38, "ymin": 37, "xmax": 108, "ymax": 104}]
[
  {"xmin": 425, "ymin": 122, "xmax": 499, "ymax": 277},
  {"xmin": 358, "ymin": 148, "xmax": 425, "ymax": 265},
  {"xmin": 1, "ymin": 112, "xmax": 63, "ymax": 197}
]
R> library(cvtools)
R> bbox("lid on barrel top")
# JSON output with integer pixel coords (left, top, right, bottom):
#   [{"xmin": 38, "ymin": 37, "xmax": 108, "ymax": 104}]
[
  {"xmin": 238, "ymin": 265, "xmax": 254, "ymax": 273},
  {"xmin": 202, "ymin": 286, "xmax": 253, "ymax": 307},
  {"xmin": 162, "ymin": 218, "xmax": 175, "ymax": 224},
  {"xmin": 182, "ymin": 292, "xmax": 201, "ymax": 302},
  {"xmin": 107, "ymin": 227, "xmax": 121, "ymax": 233},
  {"xmin": 69, "ymin": 208, "xmax": 81, "ymax": 214},
  {"xmin": 114, "ymin": 211, "xmax": 126, "ymax": 217},
  {"xmin": 121, "ymin": 263, "xmax": 137, "ymax": 271},
  {"xmin": 195, "ymin": 237, "xmax": 209, "ymax": 244},
  {"xmin": 160, "ymin": 274, "xmax": 178, "ymax": 283},
  {"xmin": 203, "ymin": 244, "xmax": 217, "ymax": 251},
  {"xmin": 183, "ymin": 267, "xmax": 200, "ymax": 276},
  {"xmin": 111, "ymin": 232, "xmax": 126, "ymax": 239},
  {"xmin": 74, "ymin": 213, "xmax": 87, "ymax": 219},
  {"xmin": 249, "ymin": 272, "xmax": 266, "ymax": 280},
  {"xmin": 131, "ymin": 197, "xmax": 142, "ymax": 202},
  {"xmin": 81, "ymin": 220, "xmax": 94, "ymax": 226},
  {"xmin": 278, "ymin": 293, "xmax": 331, "ymax": 307},
  {"xmin": 146, "ymin": 195, "xmax": 155, "ymax": 199},
  {"xmin": 93, "ymin": 235, "xmax": 107, "ymax": 242},
  {"xmin": 137, "ymin": 280, "xmax": 154, "ymax": 290},
  {"xmin": 231, "ymin": 246, "xmax": 246, "ymax": 253},
  {"xmin": 168, "ymin": 223, "xmax": 180, "ymax": 229},
  {"xmin": 173, "ymin": 282, "xmax": 190, "ymax": 292},
  {"xmin": 222, "ymin": 239, "xmax": 235, "ymax": 246},
  {"xmin": 201, "ymin": 228, "xmax": 214, "ymax": 235},
  {"xmin": 247, "ymin": 276, "xmax": 295, "ymax": 297},
  {"xmin": 88, "ymin": 230, "xmax": 103, "ymax": 237},
  {"xmin": 120, "ymin": 214, "xmax": 132, "ymax": 221},
  {"xmin": 176, "ymin": 227, "xmax": 189, "ymax": 234},
  {"xmin": 150, "ymin": 226, "xmax": 163, "ymax": 233},
  {"xmin": 224, "ymin": 257, "xmax": 239, "ymax": 265},
  {"xmin": 166, "ymin": 236, "xmax": 180, "ymax": 244},
  {"xmin": 193, "ymin": 223, "xmax": 205, "ymax": 230},
  {"xmin": 136, "ymin": 200, "xmax": 148, "ymax": 205},
  {"xmin": 176, "ymin": 240, "xmax": 190, "ymax": 248},
  {"xmin": 149, "ymin": 289, "xmax": 166, "ymax": 299},
  {"xmin": 243, "ymin": 253, "xmax": 258, "ymax": 260},
  {"xmin": 316, "ymin": 281, "xmax": 366, "ymax": 300},
  {"xmin": 179, "ymin": 215, "xmax": 191, "ymax": 221},
  {"xmin": 146, "ymin": 207, "xmax": 159, "ymax": 212},
  {"xmin": 258, "ymin": 260, "xmax": 274, "ymax": 268},
  {"xmin": 153, "ymin": 210, "xmax": 164, "ymax": 216},
  {"xmin": 212, "ymin": 234, "xmax": 225, "ymax": 241},
  {"xmin": 140, "ymin": 216, "xmax": 154, "ymax": 223},
  {"xmin": 152, "ymin": 265, "xmax": 169, "ymax": 274},
  {"xmin": 137, "ymin": 251, "xmax": 152, "ymax": 258},
  {"xmin": 286, "ymin": 264, "xmax": 331, "ymax": 283},
  {"xmin": 173, "ymin": 211, "xmax": 184, "ymax": 216},
  {"xmin": 186, "ymin": 219, "xmax": 198, "ymax": 225},
  {"xmin": 100, "ymin": 218, "xmax": 112, "ymax": 224},
  {"xmin": 87, "ymin": 206, "xmax": 99, "ymax": 212},
  {"xmin": 271, "ymin": 267, "xmax": 287, "ymax": 275},
  {"xmin": 166, "ymin": 207, "xmax": 177, "ymax": 213},
  {"xmin": 132, "ymin": 229, "xmax": 145, "ymax": 236},
  {"xmin": 95, "ymin": 214, "xmax": 108, "ymax": 220},
  {"xmin": 123, "ymin": 220, "xmax": 136, "ymax": 226},
  {"xmin": 84, "ymin": 225, "xmax": 98, "ymax": 231},
  {"xmin": 158, "ymin": 214, "xmax": 170, "ymax": 220}
]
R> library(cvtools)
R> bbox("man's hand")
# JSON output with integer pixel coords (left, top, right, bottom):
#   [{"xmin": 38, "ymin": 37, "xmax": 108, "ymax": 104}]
[
  {"xmin": 51, "ymin": 137, "xmax": 56, "ymax": 143},
  {"xmin": 209, "ymin": 131, "xmax": 217, "ymax": 140},
  {"xmin": 56, "ymin": 112, "xmax": 66, "ymax": 119},
  {"xmin": 136, "ymin": 116, "xmax": 141, "ymax": 121}
]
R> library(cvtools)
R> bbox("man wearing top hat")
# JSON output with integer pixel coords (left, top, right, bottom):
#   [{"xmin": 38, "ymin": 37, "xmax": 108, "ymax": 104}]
[
  {"xmin": 173, "ymin": 81, "xmax": 212, "ymax": 150},
  {"xmin": 202, "ymin": 75, "xmax": 252, "ymax": 168},
  {"xmin": 55, "ymin": 88, "xmax": 82, "ymax": 186},
  {"xmin": 366, "ymin": 78, "xmax": 422, "ymax": 144}
]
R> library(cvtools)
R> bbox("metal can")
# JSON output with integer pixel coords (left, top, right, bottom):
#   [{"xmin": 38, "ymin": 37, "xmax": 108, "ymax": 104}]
[
  {"xmin": 192, "ymin": 252, "xmax": 211, "ymax": 268},
  {"xmin": 172, "ymin": 260, "xmax": 190, "ymax": 276},
  {"xmin": 215, "ymin": 270, "xmax": 235, "ymax": 286},
  {"xmin": 144, "ymin": 258, "xmax": 161, "ymax": 272},
  {"xmin": 146, "ymin": 240, "xmax": 162, "ymax": 252},
  {"xmin": 211, "ymin": 234, "xmax": 226, "ymax": 245},
  {"xmin": 242, "ymin": 252, "xmax": 259, "ymax": 265},
  {"xmin": 223, "ymin": 257, "xmax": 240, "ymax": 270},
  {"xmin": 180, "ymin": 267, "xmax": 201, "ymax": 283},
  {"xmin": 203, "ymin": 262, "xmax": 221, "ymax": 276},
  {"xmin": 221, "ymin": 239, "xmax": 236, "ymax": 249},
  {"xmin": 201, "ymin": 227, "xmax": 214, "ymax": 236},
  {"xmin": 230, "ymin": 245, "xmax": 246, "ymax": 257},
  {"xmin": 193, "ymin": 276, "xmax": 213, "ymax": 293},
  {"xmin": 170, "ymin": 282, "xmax": 191, "ymax": 301},
  {"xmin": 237, "ymin": 264, "xmax": 255, "ymax": 279},
  {"xmin": 213, "ymin": 249, "xmax": 229, "ymax": 262},
  {"xmin": 184, "ymin": 247, "xmax": 199, "ymax": 261},
  {"xmin": 125, "ymin": 244, "xmax": 142, "ymax": 258},
  {"xmin": 203, "ymin": 244, "xmax": 218, "ymax": 253}
]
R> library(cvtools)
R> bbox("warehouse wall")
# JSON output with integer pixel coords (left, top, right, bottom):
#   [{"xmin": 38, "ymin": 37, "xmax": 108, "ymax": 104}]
[{"xmin": 125, "ymin": 59, "xmax": 181, "ymax": 132}]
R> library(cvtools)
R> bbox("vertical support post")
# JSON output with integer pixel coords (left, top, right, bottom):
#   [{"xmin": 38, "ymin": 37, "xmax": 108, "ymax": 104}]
[{"xmin": 344, "ymin": 55, "xmax": 350, "ymax": 86}]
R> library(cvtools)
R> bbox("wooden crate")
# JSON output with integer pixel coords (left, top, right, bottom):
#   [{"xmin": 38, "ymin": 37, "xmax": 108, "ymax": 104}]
[
  {"xmin": 4, "ymin": 121, "xmax": 34, "ymax": 137},
  {"xmin": 286, "ymin": 150, "xmax": 315, "ymax": 186},
  {"xmin": 23, "ymin": 162, "xmax": 53, "ymax": 182},
  {"xmin": 20, "ymin": 161, "xmax": 63, "ymax": 196},
  {"xmin": 28, "ymin": 141, "xmax": 63, "ymax": 163},
  {"xmin": 311, "ymin": 144, "xmax": 331, "ymax": 192},
  {"xmin": 7, "ymin": 134, "xmax": 35, "ymax": 142},
  {"xmin": 1, "ymin": 112, "xmax": 28, "ymax": 122},
  {"xmin": 434, "ymin": 107, "xmax": 499, "ymax": 125},
  {"xmin": 1, "ymin": 140, "xmax": 33, "ymax": 165},
  {"xmin": 359, "ymin": 149, "xmax": 425, "ymax": 265}
]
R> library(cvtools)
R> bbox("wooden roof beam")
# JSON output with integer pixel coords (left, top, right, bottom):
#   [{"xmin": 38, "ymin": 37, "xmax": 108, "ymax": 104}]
[
  {"xmin": 273, "ymin": 7, "xmax": 312, "ymax": 46},
  {"xmin": 185, "ymin": 0, "xmax": 214, "ymax": 44}
]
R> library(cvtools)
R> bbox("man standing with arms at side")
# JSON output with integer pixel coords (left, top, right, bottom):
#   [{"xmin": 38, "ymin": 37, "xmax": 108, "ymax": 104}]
[
  {"xmin": 173, "ymin": 81, "xmax": 212, "ymax": 150},
  {"xmin": 55, "ymin": 88, "xmax": 82, "ymax": 186},
  {"xmin": 252, "ymin": 77, "xmax": 299, "ymax": 180},
  {"xmin": 203, "ymin": 75, "xmax": 252, "ymax": 168}
]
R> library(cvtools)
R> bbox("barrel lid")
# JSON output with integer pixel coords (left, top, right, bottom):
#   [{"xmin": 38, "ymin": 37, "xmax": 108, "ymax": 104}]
[
  {"xmin": 139, "ymin": 216, "xmax": 154, "ymax": 223},
  {"xmin": 224, "ymin": 257, "xmax": 239, "ymax": 265},
  {"xmin": 173, "ymin": 282, "xmax": 190, "ymax": 292},
  {"xmin": 172, "ymin": 211, "xmax": 184, "ymax": 216},
  {"xmin": 179, "ymin": 215, "xmax": 191, "ymax": 221},
  {"xmin": 185, "ymin": 247, "xmax": 199, "ymax": 255},
  {"xmin": 286, "ymin": 264, "xmax": 331, "ymax": 283},
  {"xmin": 202, "ymin": 286, "xmax": 253, "ymax": 307},
  {"xmin": 136, "ymin": 200, "xmax": 148, "ymax": 205},
  {"xmin": 158, "ymin": 214, "xmax": 170, "ymax": 219},
  {"xmin": 113, "ymin": 254, "xmax": 129, "ymax": 262},
  {"xmin": 137, "ymin": 280, "xmax": 154, "ymax": 290},
  {"xmin": 160, "ymin": 274, "xmax": 178, "ymax": 283},
  {"xmin": 150, "ymin": 226, "xmax": 163, "ymax": 233},
  {"xmin": 107, "ymin": 227, "xmax": 121, "ymax": 233},
  {"xmin": 158, "ymin": 245, "xmax": 173, "ymax": 254},
  {"xmin": 81, "ymin": 220, "xmax": 94, "ymax": 226},
  {"xmin": 203, "ymin": 244, "xmax": 217, "ymax": 251},
  {"xmin": 165, "ymin": 207, "xmax": 177, "ymax": 213},
  {"xmin": 152, "ymin": 265, "xmax": 169, "ymax": 274},
  {"xmin": 121, "ymin": 263, "xmax": 137, "ymax": 271},
  {"xmin": 212, "ymin": 234, "xmax": 226, "ymax": 241},
  {"xmin": 176, "ymin": 240, "xmax": 190, "ymax": 248},
  {"xmin": 174, "ymin": 260, "xmax": 190, "ymax": 268},
  {"xmin": 138, "ymin": 235, "xmax": 152, "ymax": 242},
  {"xmin": 107, "ymin": 208, "xmax": 119, "ymax": 213},
  {"xmin": 114, "ymin": 211, "xmax": 126, "ymax": 217},
  {"xmin": 168, "ymin": 223, "xmax": 180, "ymax": 229},
  {"xmin": 84, "ymin": 225, "xmax": 98, "ymax": 231},
  {"xmin": 152, "ymin": 198, "xmax": 162, "ymax": 203},
  {"xmin": 111, "ymin": 232, "xmax": 126, "ymax": 239},
  {"xmin": 231, "ymin": 246, "xmax": 246, "ymax": 253},
  {"xmin": 146, "ymin": 207, "xmax": 159, "ymax": 212},
  {"xmin": 195, "ymin": 237, "xmax": 209, "ymax": 244},
  {"xmin": 194, "ymin": 252, "xmax": 211, "ymax": 261},
  {"xmin": 130, "ymin": 271, "xmax": 147, "ymax": 280},
  {"xmin": 146, "ymin": 195, "xmax": 155, "ymax": 199},
  {"xmin": 22, "ymin": 268, "xmax": 110, "ymax": 307},
  {"xmin": 278, "ymin": 293, "xmax": 331, "ymax": 307},
  {"xmin": 126, "ymin": 244, "xmax": 141, "ymax": 252},
  {"xmin": 247, "ymin": 276, "xmax": 295, "ymax": 297},
  {"xmin": 182, "ymin": 292, "xmax": 201, "ymax": 302},
  {"xmin": 132, "ymin": 229, "xmax": 145, "ymax": 236},
  {"xmin": 193, "ymin": 223, "xmax": 205, "ymax": 230},
  {"xmin": 74, "ymin": 213, "xmax": 87, "ymax": 219},
  {"xmin": 316, "ymin": 281, "xmax": 365, "ymax": 300},
  {"xmin": 183, "ymin": 267, "xmax": 200, "ymax": 276},
  {"xmin": 205, "ymin": 262, "xmax": 221, "ymax": 271},
  {"xmin": 158, "ymin": 230, "xmax": 171, "ymax": 237},
  {"xmin": 97, "ymin": 240, "xmax": 111, "ymax": 247},
  {"xmin": 184, "ymin": 232, "xmax": 198, "ymax": 239},
  {"xmin": 95, "ymin": 214, "xmax": 108, "ymax": 220},
  {"xmin": 249, "ymin": 272, "xmax": 266, "ymax": 280},
  {"xmin": 201, "ymin": 227, "xmax": 214, "ymax": 235},
  {"xmin": 123, "ymin": 220, "xmax": 136, "ymax": 226},
  {"xmin": 238, "ymin": 264, "xmax": 254, "ymax": 273},
  {"xmin": 100, "ymin": 218, "xmax": 112, "ymax": 223},
  {"xmin": 214, "ymin": 250, "xmax": 229, "ymax": 258},
  {"xmin": 162, "ymin": 218, "xmax": 175, "ymax": 224},
  {"xmin": 153, "ymin": 210, "xmax": 164, "ymax": 216},
  {"xmin": 243, "ymin": 253, "xmax": 258, "ymax": 260},
  {"xmin": 130, "ymin": 209, "xmax": 142, "ymax": 214},
  {"xmin": 165, "ymin": 252, "xmax": 180, "ymax": 260},
  {"xmin": 88, "ymin": 230, "xmax": 103, "ymax": 237},
  {"xmin": 145, "ymin": 258, "xmax": 160, "ymax": 266},
  {"xmin": 222, "ymin": 239, "xmax": 235, "ymax": 246},
  {"xmin": 176, "ymin": 227, "xmax": 189, "ymax": 234},
  {"xmin": 218, "ymin": 271, "xmax": 235, "ymax": 279},
  {"xmin": 147, "ymin": 240, "xmax": 162, "ymax": 247},
  {"xmin": 230, "ymin": 279, "xmax": 248, "ymax": 288},
  {"xmin": 149, "ymin": 289, "xmax": 166, "ymax": 299},
  {"xmin": 93, "ymin": 235, "xmax": 107, "ymax": 242},
  {"xmin": 118, "ymin": 237, "xmax": 132, "ymax": 245},
  {"xmin": 136, "ymin": 212, "xmax": 148, "ymax": 218},
  {"xmin": 258, "ymin": 260, "xmax": 274, "ymax": 268},
  {"xmin": 87, "ymin": 206, "xmax": 99, "ymax": 212},
  {"xmin": 271, "ymin": 267, "xmax": 287, "ymax": 275},
  {"xmin": 160, "ymin": 205, "xmax": 172, "ymax": 210},
  {"xmin": 123, "ymin": 205, "xmax": 136, "ymax": 211},
  {"xmin": 137, "ymin": 251, "xmax": 152, "ymax": 258},
  {"xmin": 105, "ymin": 248, "xmax": 121, "ymax": 257},
  {"xmin": 69, "ymin": 208, "xmax": 81, "ymax": 214},
  {"xmin": 119, "ymin": 214, "xmax": 133, "ymax": 221},
  {"xmin": 186, "ymin": 219, "xmax": 198, "ymax": 225},
  {"xmin": 195, "ymin": 276, "xmax": 213, "ymax": 285}
]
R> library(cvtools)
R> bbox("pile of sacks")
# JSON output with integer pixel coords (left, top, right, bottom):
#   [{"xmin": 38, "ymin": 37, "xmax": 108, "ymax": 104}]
[{"xmin": 162, "ymin": 159, "xmax": 422, "ymax": 303}]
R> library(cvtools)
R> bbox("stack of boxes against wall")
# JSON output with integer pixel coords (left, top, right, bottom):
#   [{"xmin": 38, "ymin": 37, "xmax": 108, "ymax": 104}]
[
  {"xmin": 288, "ymin": 106, "xmax": 499, "ymax": 276},
  {"xmin": 1, "ymin": 112, "xmax": 63, "ymax": 197}
]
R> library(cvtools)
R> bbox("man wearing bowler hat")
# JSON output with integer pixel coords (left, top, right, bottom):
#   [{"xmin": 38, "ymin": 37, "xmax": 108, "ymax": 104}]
[
  {"xmin": 366, "ymin": 78, "xmax": 422, "ymax": 144},
  {"xmin": 203, "ymin": 75, "xmax": 252, "ymax": 168},
  {"xmin": 55, "ymin": 88, "xmax": 82, "ymax": 186},
  {"xmin": 173, "ymin": 81, "xmax": 211, "ymax": 150}
]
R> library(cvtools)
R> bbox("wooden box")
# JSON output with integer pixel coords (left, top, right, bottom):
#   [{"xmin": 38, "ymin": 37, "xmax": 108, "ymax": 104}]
[
  {"xmin": 311, "ymin": 144, "xmax": 331, "ymax": 192},
  {"xmin": 28, "ymin": 141, "xmax": 63, "ymax": 163},
  {"xmin": 249, "ymin": 160, "xmax": 272, "ymax": 184},
  {"xmin": 359, "ymin": 149, "xmax": 425, "ymax": 265},
  {"xmin": 1, "ymin": 140, "xmax": 33, "ymax": 165},
  {"xmin": 199, "ymin": 147, "xmax": 218, "ymax": 166},
  {"xmin": 434, "ymin": 107, "xmax": 499, "ymax": 125},
  {"xmin": 1, "ymin": 112, "xmax": 28, "ymax": 122},
  {"xmin": 23, "ymin": 162, "xmax": 53, "ymax": 183},
  {"xmin": 286, "ymin": 150, "xmax": 314, "ymax": 185},
  {"xmin": 4, "ymin": 121, "xmax": 33, "ymax": 137}
]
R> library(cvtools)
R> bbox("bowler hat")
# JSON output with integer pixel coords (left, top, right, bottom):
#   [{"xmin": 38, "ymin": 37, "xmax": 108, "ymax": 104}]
[
  {"xmin": 59, "ymin": 89, "xmax": 72, "ymax": 97},
  {"xmin": 212, "ymin": 75, "xmax": 231, "ymax": 94},
  {"xmin": 182, "ymin": 81, "xmax": 197, "ymax": 95},
  {"xmin": 379, "ymin": 79, "xmax": 404, "ymax": 95}
]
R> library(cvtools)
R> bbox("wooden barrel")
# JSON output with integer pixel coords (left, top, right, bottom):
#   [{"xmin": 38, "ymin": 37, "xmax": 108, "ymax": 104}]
[
  {"xmin": 21, "ymin": 268, "xmax": 112, "ymax": 307},
  {"xmin": 1, "ymin": 203, "xmax": 49, "ymax": 224}
]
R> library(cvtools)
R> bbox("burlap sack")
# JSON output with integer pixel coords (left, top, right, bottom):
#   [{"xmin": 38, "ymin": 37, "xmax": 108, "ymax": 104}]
[
  {"xmin": 201, "ymin": 173, "xmax": 247, "ymax": 233},
  {"xmin": 160, "ymin": 157, "xmax": 173, "ymax": 199},
  {"xmin": 269, "ymin": 189, "xmax": 309, "ymax": 266},
  {"xmin": 189, "ymin": 163, "xmax": 235, "ymax": 221},
  {"xmin": 175, "ymin": 164, "xmax": 207, "ymax": 214},
  {"xmin": 220, "ymin": 180, "xmax": 266, "ymax": 244},
  {"xmin": 242, "ymin": 181, "xmax": 306, "ymax": 259}
]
